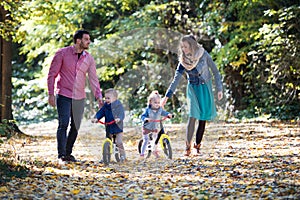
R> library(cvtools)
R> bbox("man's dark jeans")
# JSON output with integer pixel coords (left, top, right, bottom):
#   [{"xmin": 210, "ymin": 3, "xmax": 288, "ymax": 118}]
[{"xmin": 56, "ymin": 95, "xmax": 85, "ymax": 158}]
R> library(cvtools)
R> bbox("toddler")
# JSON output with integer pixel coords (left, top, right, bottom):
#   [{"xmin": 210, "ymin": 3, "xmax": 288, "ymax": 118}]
[
  {"xmin": 93, "ymin": 88, "xmax": 126, "ymax": 161},
  {"xmin": 140, "ymin": 90, "xmax": 172, "ymax": 158}
]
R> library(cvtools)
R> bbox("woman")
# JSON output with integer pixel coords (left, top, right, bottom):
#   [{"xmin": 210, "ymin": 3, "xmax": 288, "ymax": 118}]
[{"xmin": 161, "ymin": 35, "xmax": 223, "ymax": 156}]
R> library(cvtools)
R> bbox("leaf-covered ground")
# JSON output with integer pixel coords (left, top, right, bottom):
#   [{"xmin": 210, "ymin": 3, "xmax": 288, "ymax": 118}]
[{"xmin": 0, "ymin": 120, "xmax": 299, "ymax": 199}]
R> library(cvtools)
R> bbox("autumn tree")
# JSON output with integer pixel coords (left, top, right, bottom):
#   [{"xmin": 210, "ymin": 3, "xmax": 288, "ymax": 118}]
[
  {"xmin": 203, "ymin": 0, "xmax": 300, "ymax": 119},
  {"xmin": 0, "ymin": 0, "xmax": 28, "ymax": 135}
]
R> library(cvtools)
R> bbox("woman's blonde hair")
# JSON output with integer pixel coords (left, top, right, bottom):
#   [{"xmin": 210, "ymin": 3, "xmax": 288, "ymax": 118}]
[
  {"xmin": 105, "ymin": 88, "xmax": 118, "ymax": 99},
  {"xmin": 147, "ymin": 90, "xmax": 160, "ymax": 105},
  {"xmin": 178, "ymin": 35, "xmax": 200, "ymax": 60}
]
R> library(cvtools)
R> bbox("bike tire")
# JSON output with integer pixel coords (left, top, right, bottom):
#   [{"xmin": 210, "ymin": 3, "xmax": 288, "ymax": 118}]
[
  {"xmin": 162, "ymin": 137, "xmax": 172, "ymax": 159},
  {"xmin": 138, "ymin": 139, "xmax": 143, "ymax": 154},
  {"xmin": 103, "ymin": 141, "xmax": 111, "ymax": 165}
]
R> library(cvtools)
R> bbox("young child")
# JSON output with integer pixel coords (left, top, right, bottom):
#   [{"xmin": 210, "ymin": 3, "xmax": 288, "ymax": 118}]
[
  {"xmin": 93, "ymin": 88, "xmax": 126, "ymax": 162},
  {"xmin": 140, "ymin": 90, "xmax": 172, "ymax": 158}
]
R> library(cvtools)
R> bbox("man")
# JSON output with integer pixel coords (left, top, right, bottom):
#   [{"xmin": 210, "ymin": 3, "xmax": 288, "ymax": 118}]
[{"xmin": 47, "ymin": 30, "xmax": 103, "ymax": 162}]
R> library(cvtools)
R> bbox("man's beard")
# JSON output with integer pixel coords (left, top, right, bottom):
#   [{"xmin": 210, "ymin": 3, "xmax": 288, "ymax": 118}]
[{"xmin": 80, "ymin": 42, "xmax": 89, "ymax": 50}]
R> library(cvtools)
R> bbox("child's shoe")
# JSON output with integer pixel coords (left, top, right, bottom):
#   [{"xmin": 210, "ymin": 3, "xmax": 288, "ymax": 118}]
[
  {"xmin": 140, "ymin": 154, "xmax": 144, "ymax": 159},
  {"xmin": 120, "ymin": 156, "xmax": 127, "ymax": 163}
]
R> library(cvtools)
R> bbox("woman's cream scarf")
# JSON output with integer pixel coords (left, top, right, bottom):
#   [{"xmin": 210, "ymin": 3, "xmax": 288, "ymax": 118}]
[{"xmin": 181, "ymin": 45, "xmax": 205, "ymax": 70}]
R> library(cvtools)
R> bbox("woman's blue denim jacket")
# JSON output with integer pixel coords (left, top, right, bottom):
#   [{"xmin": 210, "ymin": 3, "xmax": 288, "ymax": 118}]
[{"xmin": 166, "ymin": 51, "xmax": 222, "ymax": 98}]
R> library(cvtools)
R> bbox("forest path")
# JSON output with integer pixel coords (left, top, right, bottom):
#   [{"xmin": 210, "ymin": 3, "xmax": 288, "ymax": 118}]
[{"xmin": 0, "ymin": 120, "xmax": 299, "ymax": 199}]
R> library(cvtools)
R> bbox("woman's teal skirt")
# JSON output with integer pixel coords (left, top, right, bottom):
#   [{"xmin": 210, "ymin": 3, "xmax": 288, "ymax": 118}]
[{"xmin": 186, "ymin": 80, "xmax": 217, "ymax": 121}]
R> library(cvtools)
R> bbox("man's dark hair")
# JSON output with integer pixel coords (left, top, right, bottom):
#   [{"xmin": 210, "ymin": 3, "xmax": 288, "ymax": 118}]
[{"xmin": 73, "ymin": 30, "xmax": 90, "ymax": 44}]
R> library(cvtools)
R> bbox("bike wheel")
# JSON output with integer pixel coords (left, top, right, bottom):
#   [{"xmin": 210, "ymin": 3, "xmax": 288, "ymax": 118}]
[
  {"xmin": 103, "ymin": 141, "xmax": 111, "ymax": 165},
  {"xmin": 138, "ymin": 139, "xmax": 143, "ymax": 154},
  {"xmin": 162, "ymin": 136, "xmax": 172, "ymax": 159}
]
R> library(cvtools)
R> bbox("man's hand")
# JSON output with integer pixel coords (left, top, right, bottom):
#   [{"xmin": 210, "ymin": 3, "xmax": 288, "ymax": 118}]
[
  {"xmin": 97, "ymin": 97, "xmax": 104, "ymax": 108},
  {"xmin": 48, "ymin": 95, "xmax": 56, "ymax": 107},
  {"xmin": 115, "ymin": 118, "xmax": 120, "ymax": 123}
]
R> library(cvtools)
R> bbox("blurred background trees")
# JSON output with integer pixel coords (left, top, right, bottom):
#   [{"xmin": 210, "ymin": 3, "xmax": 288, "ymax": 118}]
[{"xmin": 0, "ymin": 0, "xmax": 299, "ymax": 127}]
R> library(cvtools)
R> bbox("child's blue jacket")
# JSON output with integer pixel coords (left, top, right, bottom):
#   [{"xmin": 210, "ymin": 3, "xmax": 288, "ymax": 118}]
[
  {"xmin": 95, "ymin": 100, "xmax": 125, "ymax": 134},
  {"xmin": 141, "ymin": 105, "xmax": 170, "ymax": 131}
]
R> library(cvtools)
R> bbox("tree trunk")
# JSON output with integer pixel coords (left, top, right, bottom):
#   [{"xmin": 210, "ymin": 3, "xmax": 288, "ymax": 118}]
[
  {"xmin": 0, "ymin": 6, "xmax": 13, "ymax": 121},
  {"xmin": 0, "ymin": 37, "xmax": 13, "ymax": 121},
  {"xmin": 0, "ymin": 6, "xmax": 25, "ymax": 136}
]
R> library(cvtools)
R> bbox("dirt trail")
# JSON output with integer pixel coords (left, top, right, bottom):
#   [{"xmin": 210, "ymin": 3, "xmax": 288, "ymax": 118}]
[
  {"xmin": 16, "ymin": 119, "xmax": 226, "ymax": 162},
  {"xmin": 1, "ymin": 120, "xmax": 299, "ymax": 199}
]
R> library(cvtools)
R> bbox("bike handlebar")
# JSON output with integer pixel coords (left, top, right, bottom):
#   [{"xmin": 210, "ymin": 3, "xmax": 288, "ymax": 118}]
[
  {"xmin": 97, "ymin": 120, "xmax": 116, "ymax": 125},
  {"xmin": 145, "ymin": 115, "xmax": 173, "ymax": 123}
]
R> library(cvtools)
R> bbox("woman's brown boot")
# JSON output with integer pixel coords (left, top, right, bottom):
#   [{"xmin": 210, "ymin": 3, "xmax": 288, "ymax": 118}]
[
  {"xmin": 184, "ymin": 142, "xmax": 191, "ymax": 156},
  {"xmin": 194, "ymin": 143, "xmax": 201, "ymax": 154}
]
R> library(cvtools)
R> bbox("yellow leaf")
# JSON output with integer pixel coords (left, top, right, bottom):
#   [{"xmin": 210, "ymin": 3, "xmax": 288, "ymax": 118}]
[
  {"xmin": 128, "ymin": 188, "xmax": 135, "ymax": 193},
  {"xmin": 71, "ymin": 189, "xmax": 80, "ymax": 195},
  {"xmin": 0, "ymin": 186, "xmax": 9, "ymax": 192},
  {"xmin": 51, "ymin": 175, "xmax": 58, "ymax": 179},
  {"xmin": 45, "ymin": 167, "xmax": 54, "ymax": 173},
  {"xmin": 162, "ymin": 195, "xmax": 173, "ymax": 200},
  {"xmin": 263, "ymin": 189, "xmax": 272, "ymax": 195}
]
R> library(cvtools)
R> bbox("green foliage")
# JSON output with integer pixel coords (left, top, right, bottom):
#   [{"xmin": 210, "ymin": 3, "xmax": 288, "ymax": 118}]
[
  {"xmin": 17, "ymin": 0, "xmax": 91, "ymax": 65},
  {"xmin": 4, "ymin": 0, "xmax": 300, "ymax": 124},
  {"xmin": 10, "ymin": 1, "xmax": 197, "ymax": 123},
  {"xmin": 207, "ymin": 0, "xmax": 300, "ymax": 120},
  {"xmin": 248, "ymin": 5, "xmax": 300, "ymax": 119},
  {"xmin": 12, "ymin": 78, "xmax": 56, "ymax": 124},
  {"xmin": 0, "ymin": 120, "xmax": 14, "ymax": 143},
  {"xmin": 0, "ymin": 0, "xmax": 28, "ymax": 41}
]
